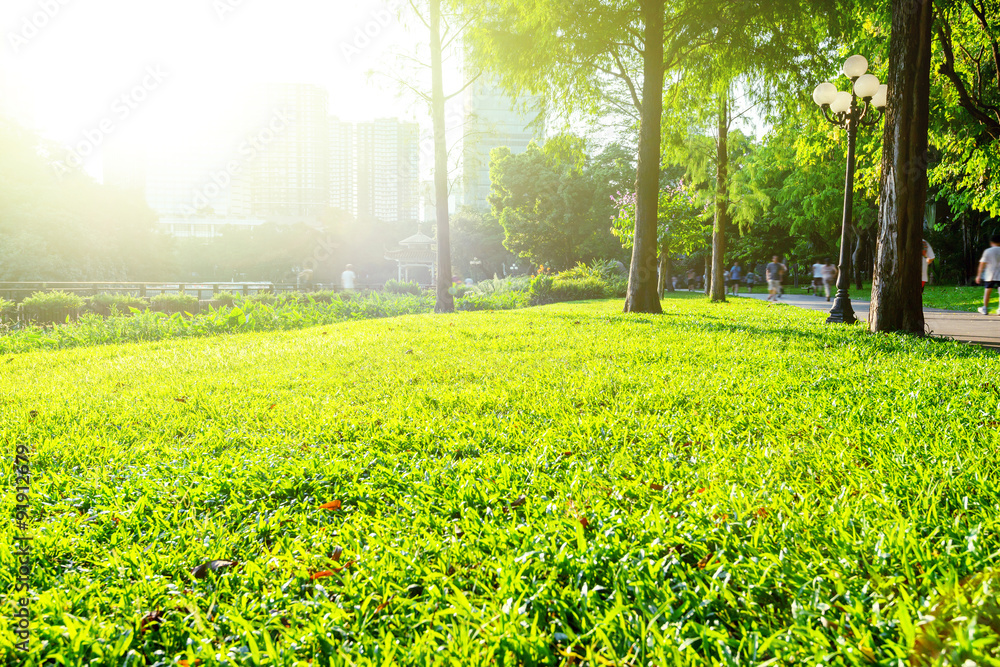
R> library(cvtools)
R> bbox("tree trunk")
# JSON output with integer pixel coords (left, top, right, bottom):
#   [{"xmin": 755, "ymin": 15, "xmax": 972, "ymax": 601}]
[
  {"xmin": 657, "ymin": 254, "xmax": 666, "ymax": 298},
  {"xmin": 656, "ymin": 239, "xmax": 674, "ymax": 298},
  {"xmin": 704, "ymin": 256, "xmax": 711, "ymax": 295},
  {"xmin": 710, "ymin": 90, "xmax": 729, "ymax": 302},
  {"xmin": 623, "ymin": 0, "xmax": 664, "ymax": 314},
  {"xmin": 870, "ymin": 0, "xmax": 933, "ymax": 333},
  {"xmin": 431, "ymin": 0, "xmax": 454, "ymax": 313}
]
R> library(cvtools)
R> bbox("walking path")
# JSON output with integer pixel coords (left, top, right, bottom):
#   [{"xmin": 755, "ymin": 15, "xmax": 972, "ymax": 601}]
[{"xmin": 731, "ymin": 289, "xmax": 1000, "ymax": 351}]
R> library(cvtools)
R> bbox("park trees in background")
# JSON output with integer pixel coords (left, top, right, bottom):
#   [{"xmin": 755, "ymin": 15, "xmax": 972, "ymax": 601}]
[
  {"xmin": 611, "ymin": 181, "xmax": 709, "ymax": 297},
  {"xmin": 0, "ymin": 117, "xmax": 170, "ymax": 282},
  {"xmin": 488, "ymin": 136, "xmax": 631, "ymax": 270},
  {"xmin": 462, "ymin": 0, "xmax": 730, "ymax": 314}
]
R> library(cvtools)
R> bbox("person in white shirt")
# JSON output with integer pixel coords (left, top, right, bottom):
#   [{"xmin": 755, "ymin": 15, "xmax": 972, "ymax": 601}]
[
  {"xmin": 822, "ymin": 262, "xmax": 838, "ymax": 302},
  {"xmin": 811, "ymin": 261, "xmax": 824, "ymax": 296},
  {"xmin": 922, "ymin": 239, "xmax": 935, "ymax": 291},
  {"xmin": 976, "ymin": 234, "xmax": 1000, "ymax": 315},
  {"xmin": 341, "ymin": 264, "xmax": 357, "ymax": 291}
]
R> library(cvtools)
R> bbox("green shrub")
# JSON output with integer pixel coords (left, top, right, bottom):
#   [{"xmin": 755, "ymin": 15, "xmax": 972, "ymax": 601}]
[
  {"xmin": 470, "ymin": 275, "xmax": 532, "ymax": 295},
  {"xmin": 558, "ymin": 259, "xmax": 626, "ymax": 282},
  {"xmin": 212, "ymin": 292, "xmax": 239, "ymax": 307},
  {"xmin": 86, "ymin": 293, "xmax": 149, "ymax": 316},
  {"xmin": 150, "ymin": 293, "xmax": 199, "ymax": 314},
  {"xmin": 385, "ymin": 279, "xmax": 421, "ymax": 295},
  {"xmin": 248, "ymin": 292, "xmax": 278, "ymax": 305},
  {"xmin": 606, "ymin": 274, "xmax": 628, "ymax": 298},
  {"xmin": 528, "ymin": 275, "xmax": 554, "ymax": 305},
  {"xmin": 551, "ymin": 276, "xmax": 609, "ymax": 302},
  {"xmin": 0, "ymin": 297, "xmax": 16, "ymax": 323},
  {"xmin": 20, "ymin": 291, "xmax": 85, "ymax": 324},
  {"xmin": 456, "ymin": 291, "xmax": 530, "ymax": 311}
]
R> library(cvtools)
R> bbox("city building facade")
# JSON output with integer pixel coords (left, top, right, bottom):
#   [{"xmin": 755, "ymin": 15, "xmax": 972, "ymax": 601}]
[{"xmin": 462, "ymin": 79, "xmax": 544, "ymax": 211}]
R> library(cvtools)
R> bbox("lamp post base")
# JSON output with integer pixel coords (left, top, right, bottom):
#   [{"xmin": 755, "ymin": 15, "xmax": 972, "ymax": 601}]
[{"xmin": 826, "ymin": 295, "xmax": 857, "ymax": 324}]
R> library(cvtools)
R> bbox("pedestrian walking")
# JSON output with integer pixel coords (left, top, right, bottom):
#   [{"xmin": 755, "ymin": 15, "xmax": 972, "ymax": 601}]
[
  {"xmin": 976, "ymin": 234, "xmax": 1000, "ymax": 315},
  {"xmin": 822, "ymin": 261, "xmax": 838, "ymax": 302},
  {"xmin": 341, "ymin": 264, "xmax": 357, "ymax": 291},
  {"xmin": 728, "ymin": 261, "xmax": 742, "ymax": 295},
  {"xmin": 765, "ymin": 255, "xmax": 785, "ymax": 302},
  {"xmin": 811, "ymin": 260, "xmax": 825, "ymax": 296},
  {"xmin": 922, "ymin": 239, "xmax": 935, "ymax": 291}
]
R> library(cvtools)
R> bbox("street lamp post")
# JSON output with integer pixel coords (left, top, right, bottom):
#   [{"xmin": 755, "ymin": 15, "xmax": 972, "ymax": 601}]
[{"xmin": 812, "ymin": 55, "xmax": 887, "ymax": 325}]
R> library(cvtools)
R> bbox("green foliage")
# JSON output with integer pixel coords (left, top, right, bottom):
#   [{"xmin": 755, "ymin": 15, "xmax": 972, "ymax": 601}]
[
  {"xmin": 19, "ymin": 291, "xmax": 85, "ymax": 325},
  {"xmin": 528, "ymin": 274, "xmax": 554, "ymax": 304},
  {"xmin": 212, "ymin": 292, "xmax": 239, "ymax": 307},
  {"xmin": 489, "ymin": 137, "xmax": 631, "ymax": 270},
  {"xmin": 550, "ymin": 276, "xmax": 609, "ymax": 302},
  {"xmin": 150, "ymin": 293, "xmax": 200, "ymax": 314},
  {"xmin": 0, "ymin": 292, "xmax": 436, "ymax": 355},
  {"xmin": 0, "ymin": 117, "xmax": 170, "ymax": 282},
  {"xmin": 2, "ymin": 298, "xmax": 998, "ymax": 664},
  {"xmin": 468, "ymin": 275, "xmax": 532, "ymax": 295},
  {"xmin": 455, "ymin": 291, "xmax": 530, "ymax": 311},
  {"xmin": 86, "ymin": 293, "xmax": 150, "ymax": 316},
  {"xmin": 0, "ymin": 296, "xmax": 16, "ymax": 322},
  {"xmin": 384, "ymin": 279, "xmax": 422, "ymax": 295}
]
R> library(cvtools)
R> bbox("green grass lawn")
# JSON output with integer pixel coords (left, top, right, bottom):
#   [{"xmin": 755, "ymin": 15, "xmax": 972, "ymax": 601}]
[
  {"xmin": 782, "ymin": 282, "xmax": 988, "ymax": 314},
  {"xmin": 2, "ymin": 295, "xmax": 998, "ymax": 666},
  {"xmin": 922, "ymin": 285, "xmax": 991, "ymax": 313}
]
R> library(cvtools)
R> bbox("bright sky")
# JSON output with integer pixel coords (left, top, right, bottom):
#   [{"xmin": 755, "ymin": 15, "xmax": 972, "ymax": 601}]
[{"xmin": 0, "ymin": 0, "xmax": 457, "ymax": 165}]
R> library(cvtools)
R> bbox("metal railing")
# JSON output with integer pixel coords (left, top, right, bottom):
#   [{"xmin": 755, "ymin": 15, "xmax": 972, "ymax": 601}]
[{"xmin": 0, "ymin": 282, "xmax": 386, "ymax": 303}]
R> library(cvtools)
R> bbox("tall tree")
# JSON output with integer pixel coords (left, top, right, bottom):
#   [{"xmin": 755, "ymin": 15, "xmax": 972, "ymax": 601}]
[
  {"xmin": 870, "ymin": 0, "xmax": 934, "ymax": 333},
  {"xmin": 710, "ymin": 91, "xmax": 729, "ymax": 302},
  {"xmin": 429, "ymin": 0, "xmax": 454, "ymax": 312},
  {"xmin": 462, "ymin": 0, "xmax": 725, "ymax": 313}
]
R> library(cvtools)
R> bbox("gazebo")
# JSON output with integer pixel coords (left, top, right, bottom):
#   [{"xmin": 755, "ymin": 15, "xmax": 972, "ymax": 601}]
[{"xmin": 384, "ymin": 231, "xmax": 437, "ymax": 287}]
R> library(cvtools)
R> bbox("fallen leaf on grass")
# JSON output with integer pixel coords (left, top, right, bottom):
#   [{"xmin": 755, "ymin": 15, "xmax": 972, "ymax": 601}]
[
  {"xmin": 695, "ymin": 487, "xmax": 707, "ymax": 494},
  {"xmin": 333, "ymin": 559, "xmax": 356, "ymax": 573},
  {"xmin": 375, "ymin": 595, "xmax": 395, "ymax": 613},
  {"xmin": 28, "ymin": 410, "xmax": 39, "ymax": 420},
  {"xmin": 650, "ymin": 483, "xmax": 664, "ymax": 491},
  {"xmin": 318, "ymin": 500, "xmax": 342, "ymax": 511},
  {"xmin": 178, "ymin": 660, "xmax": 201, "ymax": 667},
  {"xmin": 697, "ymin": 552, "xmax": 715, "ymax": 569},
  {"xmin": 139, "ymin": 610, "xmax": 164, "ymax": 634},
  {"xmin": 755, "ymin": 507, "xmax": 770, "ymax": 518},
  {"xmin": 190, "ymin": 559, "xmax": 236, "ymax": 579},
  {"xmin": 311, "ymin": 570, "xmax": 335, "ymax": 580},
  {"xmin": 511, "ymin": 495, "xmax": 527, "ymax": 508},
  {"xmin": 174, "ymin": 397, "xmax": 188, "ymax": 403},
  {"xmin": 268, "ymin": 403, "xmax": 277, "ymax": 410}
]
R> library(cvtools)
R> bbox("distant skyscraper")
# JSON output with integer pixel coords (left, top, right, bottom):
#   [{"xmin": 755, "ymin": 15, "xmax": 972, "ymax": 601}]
[
  {"xmin": 329, "ymin": 117, "xmax": 355, "ymax": 215},
  {"xmin": 246, "ymin": 83, "xmax": 330, "ymax": 222},
  {"xmin": 356, "ymin": 118, "xmax": 419, "ymax": 224},
  {"xmin": 463, "ymin": 80, "xmax": 543, "ymax": 211}
]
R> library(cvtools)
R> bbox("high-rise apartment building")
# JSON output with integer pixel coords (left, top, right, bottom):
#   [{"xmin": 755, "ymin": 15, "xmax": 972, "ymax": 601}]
[
  {"xmin": 102, "ymin": 84, "xmax": 420, "ymax": 235},
  {"xmin": 356, "ymin": 118, "xmax": 419, "ymax": 225},
  {"xmin": 329, "ymin": 117, "xmax": 355, "ymax": 215},
  {"xmin": 245, "ymin": 83, "xmax": 330, "ymax": 222},
  {"xmin": 463, "ymin": 80, "xmax": 544, "ymax": 211}
]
